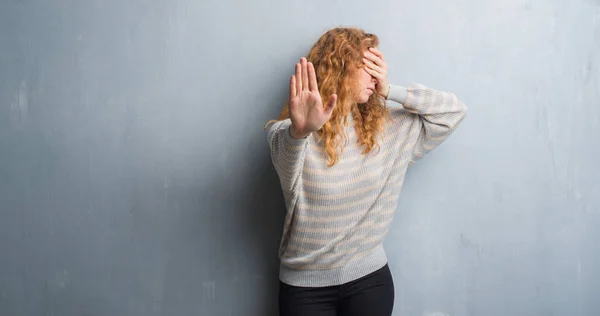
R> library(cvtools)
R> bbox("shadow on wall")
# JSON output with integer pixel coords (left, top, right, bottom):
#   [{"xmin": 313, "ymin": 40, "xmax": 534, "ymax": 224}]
[
  {"xmin": 156, "ymin": 69, "xmax": 291, "ymax": 314},
  {"xmin": 190, "ymin": 129, "xmax": 286, "ymax": 315},
  {"xmin": 226, "ymin": 158, "xmax": 286, "ymax": 315},
  {"xmin": 157, "ymin": 149, "xmax": 285, "ymax": 315},
  {"xmin": 218, "ymin": 99, "xmax": 289, "ymax": 315}
]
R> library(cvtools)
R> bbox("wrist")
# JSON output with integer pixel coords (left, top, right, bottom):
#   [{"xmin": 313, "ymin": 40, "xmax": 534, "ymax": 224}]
[
  {"xmin": 289, "ymin": 125, "xmax": 311, "ymax": 139},
  {"xmin": 386, "ymin": 84, "xmax": 408, "ymax": 104},
  {"xmin": 381, "ymin": 84, "xmax": 390, "ymax": 99}
]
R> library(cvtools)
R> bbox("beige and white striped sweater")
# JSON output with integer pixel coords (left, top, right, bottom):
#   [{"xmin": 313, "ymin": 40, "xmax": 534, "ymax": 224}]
[{"xmin": 266, "ymin": 83, "xmax": 467, "ymax": 287}]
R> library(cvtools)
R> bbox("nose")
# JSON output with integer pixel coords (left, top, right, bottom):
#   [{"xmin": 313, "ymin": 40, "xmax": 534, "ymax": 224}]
[{"xmin": 371, "ymin": 76, "xmax": 378, "ymax": 84}]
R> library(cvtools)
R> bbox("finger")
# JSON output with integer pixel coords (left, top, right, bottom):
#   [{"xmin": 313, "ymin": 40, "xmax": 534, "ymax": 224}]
[
  {"xmin": 363, "ymin": 58, "xmax": 382, "ymax": 71},
  {"xmin": 369, "ymin": 47, "xmax": 385, "ymax": 60},
  {"xmin": 368, "ymin": 53, "xmax": 385, "ymax": 67},
  {"xmin": 307, "ymin": 62, "xmax": 318, "ymax": 91},
  {"xmin": 364, "ymin": 59, "xmax": 385, "ymax": 76},
  {"xmin": 369, "ymin": 47, "xmax": 386, "ymax": 63},
  {"xmin": 325, "ymin": 94, "xmax": 337, "ymax": 114},
  {"xmin": 290, "ymin": 75, "xmax": 296, "ymax": 100},
  {"xmin": 364, "ymin": 66, "xmax": 384, "ymax": 80},
  {"xmin": 364, "ymin": 51, "xmax": 385, "ymax": 66},
  {"xmin": 295, "ymin": 63, "xmax": 302, "ymax": 92},
  {"xmin": 301, "ymin": 58, "xmax": 309, "ymax": 91}
]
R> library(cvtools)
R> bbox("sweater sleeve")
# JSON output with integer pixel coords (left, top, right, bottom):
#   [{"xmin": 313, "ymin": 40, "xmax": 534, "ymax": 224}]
[
  {"xmin": 387, "ymin": 83, "xmax": 467, "ymax": 163},
  {"xmin": 265, "ymin": 118, "xmax": 309, "ymax": 192}
]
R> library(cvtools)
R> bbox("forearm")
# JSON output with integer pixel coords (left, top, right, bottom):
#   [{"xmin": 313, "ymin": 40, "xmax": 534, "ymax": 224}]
[
  {"xmin": 387, "ymin": 83, "xmax": 467, "ymax": 162},
  {"xmin": 387, "ymin": 83, "xmax": 467, "ymax": 122},
  {"xmin": 385, "ymin": 84, "xmax": 408, "ymax": 105},
  {"xmin": 266, "ymin": 119, "xmax": 309, "ymax": 192}
]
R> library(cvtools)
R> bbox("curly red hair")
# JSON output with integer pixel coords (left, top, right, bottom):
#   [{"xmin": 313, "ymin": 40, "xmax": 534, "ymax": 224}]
[{"xmin": 268, "ymin": 27, "xmax": 389, "ymax": 167}]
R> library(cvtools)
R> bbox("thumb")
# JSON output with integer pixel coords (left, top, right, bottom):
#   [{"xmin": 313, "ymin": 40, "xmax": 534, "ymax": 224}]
[{"xmin": 324, "ymin": 94, "xmax": 337, "ymax": 115}]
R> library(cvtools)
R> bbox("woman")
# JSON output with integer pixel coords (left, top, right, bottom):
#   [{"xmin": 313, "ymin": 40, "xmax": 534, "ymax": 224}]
[{"xmin": 265, "ymin": 27, "xmax": 467, "ymax": 316}]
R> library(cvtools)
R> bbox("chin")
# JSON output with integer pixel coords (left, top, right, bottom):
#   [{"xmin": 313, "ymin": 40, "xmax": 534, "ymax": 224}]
[{"xmin": 357, "ymin": 95, "xmax": 370, "ymax": 104}]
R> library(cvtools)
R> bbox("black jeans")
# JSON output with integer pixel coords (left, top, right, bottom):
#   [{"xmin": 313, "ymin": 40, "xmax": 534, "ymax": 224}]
[{"xmin": 278, "ymin": 264, "xmax": 395, "ymax": 316}]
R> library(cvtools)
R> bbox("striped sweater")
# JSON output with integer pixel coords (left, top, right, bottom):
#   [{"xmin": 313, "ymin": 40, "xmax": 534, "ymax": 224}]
[{"xmin": 266, "ymin": 83, "xmax": 467, "ymax": 287}]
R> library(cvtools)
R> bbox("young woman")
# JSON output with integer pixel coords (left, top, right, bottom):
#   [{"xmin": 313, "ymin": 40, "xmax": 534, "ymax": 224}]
[{"xmin": 265, "ymin": 27, "xmax": 467, "ymax": 316}]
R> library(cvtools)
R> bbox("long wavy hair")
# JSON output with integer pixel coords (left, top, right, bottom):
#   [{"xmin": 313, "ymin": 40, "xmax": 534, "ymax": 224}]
[{"xmin": 267, "ymin": 27, "xmax": 389, "ymax": 167}]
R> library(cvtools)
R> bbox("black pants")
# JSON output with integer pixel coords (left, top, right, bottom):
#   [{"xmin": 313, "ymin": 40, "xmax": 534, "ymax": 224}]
[{"xmin": 278, "ymin": 264, "xmax": 395, "ymax": 316}]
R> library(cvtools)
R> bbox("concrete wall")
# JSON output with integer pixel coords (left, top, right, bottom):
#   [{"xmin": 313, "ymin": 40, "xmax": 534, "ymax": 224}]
[{"xmin": 1, "ymin": 0, "xmax": 598, "ymax": 315}]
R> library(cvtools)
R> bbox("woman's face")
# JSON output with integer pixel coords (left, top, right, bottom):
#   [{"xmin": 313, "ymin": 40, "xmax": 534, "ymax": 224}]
[{"xmin": 354, "ymin": 61, "xmax": 377, "ymax": 104}]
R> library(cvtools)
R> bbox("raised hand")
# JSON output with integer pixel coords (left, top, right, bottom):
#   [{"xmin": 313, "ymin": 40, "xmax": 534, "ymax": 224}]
[
  {"xmin": 363, "ymin": 47, "xmax": 390, "ymax": 98},
  {"xmin": 289, "ymin": 57, "xmax": 337, "ymax": 139}
]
